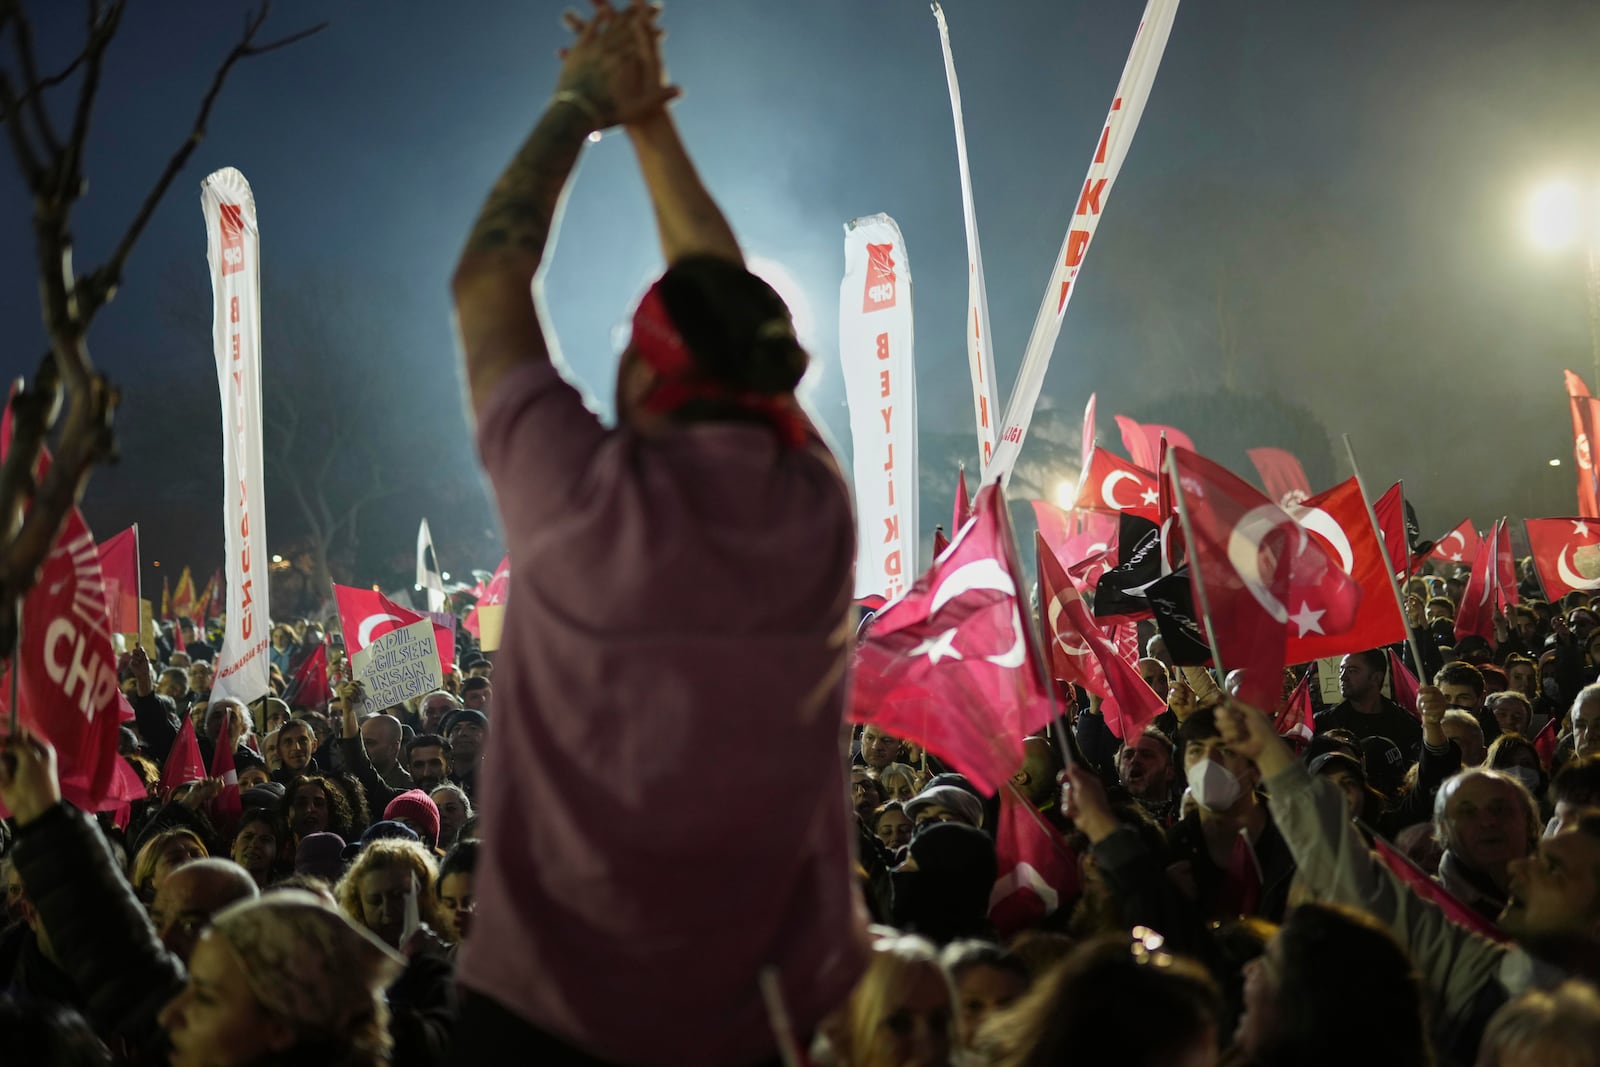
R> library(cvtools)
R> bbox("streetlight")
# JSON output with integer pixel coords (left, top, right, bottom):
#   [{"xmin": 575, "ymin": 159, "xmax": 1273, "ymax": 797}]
[{"xmin": 1525, "ymin": 177, "xmax": 1600, "ymax": 392}]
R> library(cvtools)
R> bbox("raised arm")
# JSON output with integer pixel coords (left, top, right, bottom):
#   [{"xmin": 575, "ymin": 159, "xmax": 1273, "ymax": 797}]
[
  {"xmin": 450, "ymin": 1, "xmax": 679, "ymax": 415},
  {"xmin": 626, "ymin": 109, "xmax": 741, "ymax": 265}
]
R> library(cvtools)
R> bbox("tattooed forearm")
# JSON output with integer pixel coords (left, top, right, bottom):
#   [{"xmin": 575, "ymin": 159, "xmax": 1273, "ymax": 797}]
[{"xmin": 460, "ymin": 100, "xmax": 593, "ymax": 263}]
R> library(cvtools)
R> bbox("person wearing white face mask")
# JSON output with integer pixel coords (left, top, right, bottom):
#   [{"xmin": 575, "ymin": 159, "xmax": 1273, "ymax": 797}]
[{"xmin": 1163, "ymin": 705, "xmax": 1297, "ymax": 924}]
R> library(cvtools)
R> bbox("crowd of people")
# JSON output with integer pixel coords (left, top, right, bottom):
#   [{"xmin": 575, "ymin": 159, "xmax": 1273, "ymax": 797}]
[{"xmin": 6, "ymin": 2, "xmax": 1600, "ymax": 1065}]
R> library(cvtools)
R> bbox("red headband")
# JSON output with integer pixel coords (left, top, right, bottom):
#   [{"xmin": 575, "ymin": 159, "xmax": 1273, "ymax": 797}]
[{"xmin": 629, "ymin": 282, "xmax": 808, "ymax": 448}]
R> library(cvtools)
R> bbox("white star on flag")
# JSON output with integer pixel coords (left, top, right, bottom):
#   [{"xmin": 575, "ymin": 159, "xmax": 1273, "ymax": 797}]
[
  {"xmin": 1288, "ymin": 601, "xmax": 1326, "ymax": 637},
  {"xmin": 909, "ymin": 629, "xmax": 963, "ymax": 664},
  {"xmin": 1450, "ymin": 553, "xmax": 1462, "ymax": 562},
  {"xmin": 1140, "ymin": 488, "xmax": 1160, "ymax": 507},
  {"xmin": 1575, "ymin": 520, "xmax": 1590, "ymax": 538}
]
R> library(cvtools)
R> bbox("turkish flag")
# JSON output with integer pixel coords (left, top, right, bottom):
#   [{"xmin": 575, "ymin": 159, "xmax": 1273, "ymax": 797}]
[
  {"xmin": 1283, "ymin": 479, "xmax": 1405, "ymax": 665},
  {"xmin": 1373, "ymin": 836, "xmax": 1510, "ymax": 943},
  {"xmin": 1115, "ymin": 415, "xmax": 1194, "ymax": 472},
  {"xmin": 1429, "ymin": 519, "xmax": 1482, "ymax": 567},
  {"xmin": 1455, "ymin": 520, "xmax": 1504, "ymax": 643},
  {"xmin": 1274, "ymin": 669, "xmax": 1314, "ymax": 739},
  {"xmin": 850, "ymin": 482, "xmax": 1053, "ymax": 794},
  {"xmin": 1373, "ymin": 483, "xmax": 1410, "ymax": 578},
  {"xmin": 954, "ymin": 466, "xmax": 973, "ymax": 534},
  {"xmin": 1037, "ymin": 533, "xmax": 1163, "ymax": 740},
  {"xmin": 464, "ymin": 555, "xmax": 509, "ymax": 638},
  {"xmin": 1246, "ymin": 447, "xmax": 1313, "ymax": 508},
  {"xmin": 334, "ymin": 584, "xmax": 425, "ymax": 657},
  {"xmin": 1527, "ymin": 518, "xmax": 1600, "ymax": 599},
  {"xmin": 161, "ymin": 717, "xmax": 207, "ymax": 796},
  {"xmin": 97, "ymin": 526, "xmax": 141, "ymax": 634},
  {"xmin": 284, "ymin": 644, "xmax": 332, "ymax": 708},
  {"xmin": 1171, "ymin": 448, "xmax": 1361, "ymax": 712},
  {"xmin": 1387, "ymin": 649, "xmax": 1421, "ymax": 720},
  {"xmin": 989, "ymin": 787, "xmax": 1079, "ymax": 938},
  {"xmin": 1075, "ymin": 448, "xmax": 1160, "ymax": 520},
  {"xmin": 1494, "ymin": 520, "xmax": 1518, "ymax": 612}
]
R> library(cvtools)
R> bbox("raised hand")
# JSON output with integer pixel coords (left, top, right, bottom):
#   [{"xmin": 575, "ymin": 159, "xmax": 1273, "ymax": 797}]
[
  {"xmin": 1059, "ymin": 763, "xmax": 1118, "ymax": 844},
  {"xmin": 1215, "ymin": 697, "xmax": 1293, "ymax": 777},
  {"xmin": 555, "ymin": 0, "xmax": 681, "ymax": 131},
  {"xmin": 0, "ymin": 730, "xmax": 62, "ymax": 826}
]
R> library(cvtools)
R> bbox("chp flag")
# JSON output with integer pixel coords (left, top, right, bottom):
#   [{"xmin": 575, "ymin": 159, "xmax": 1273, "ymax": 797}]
[
  {"xmin": 333, "ymin": 584, "xmax": 444, "ymax": 709},
  {"xmin": 841, "ymin": 214, "xmax": 918, "ymax": 603},
  {"xmin": 203, "ymin": 167, "xmax": 270, "ymax": 705},
  {"xmin": 1526, "ymin": 518, "xmax": 1600, "ymax": 599},
  {"xmin": 984, "ymin": 0, "xmax": 1182, "ymax": 484}
]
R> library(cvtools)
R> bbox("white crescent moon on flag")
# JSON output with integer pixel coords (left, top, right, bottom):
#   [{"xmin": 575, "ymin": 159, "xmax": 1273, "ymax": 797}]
[
  {"xmin": 1100, "ymin": 470, "xmax": 1139, "ymax": 510},
  {"xmin": 930, "ymin": 559, "xmax": 1027, "ymax": 667},
  {"xmin": 1442, "ymin": 530, "xmax": 1466, "ymax": 554},
  {"xmin": 987, "ymin": 860, "xmax": 1060, "ymax": 913},
  {"xmin": 1287, "ymin": 504, "xmax": 1355, "ymax": 573},
  {"xmin": 1046, "ymin": 598, "xmax": 1092, "ymax": 657},
  {"xmin": 1227, "ymin": 505, "xmax": 1294, "ymax": 623},
  {"xmin": 358, "ymin": 613, "xmax": 404, "ymax": 648},
  {"xmin": 1557, "ymin": 545, "xmax": 1600, "ymax": 591}
]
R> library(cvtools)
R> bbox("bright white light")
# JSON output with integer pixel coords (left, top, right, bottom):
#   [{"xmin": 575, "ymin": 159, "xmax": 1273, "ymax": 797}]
[
  {"xmin": 1528, "ymin": 179, "xmax": 1583, "ymax": 251},
  {"xmin": 441, "ymin": 571, "xmax": 451, "ymax": 581},
  {"xmin": 1055, "ymin": 480, "xmax": 1076, "ymax": 509},
  {"xmin": 271, "ymin": 554, "xmax": 283, "ymax": 564},
  {"xmin": 1551, "ymin": 458, "xmax": 1563, "ymax": 467}
]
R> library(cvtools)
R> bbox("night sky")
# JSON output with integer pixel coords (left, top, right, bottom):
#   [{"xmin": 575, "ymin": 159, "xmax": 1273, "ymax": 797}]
[{"xmin": 3, "ymin": 0, "xmax": 1599, "ymax": 600}]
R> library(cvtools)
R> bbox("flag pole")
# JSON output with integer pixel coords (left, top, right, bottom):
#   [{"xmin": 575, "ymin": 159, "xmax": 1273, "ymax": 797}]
[
  {"xmin": 1341, "ymin": 435, "xmax": 1429, "ymax": 679},
  {"xmin": 1164, "ymin": 450, "xmax": 1227, "ymax": 678}
]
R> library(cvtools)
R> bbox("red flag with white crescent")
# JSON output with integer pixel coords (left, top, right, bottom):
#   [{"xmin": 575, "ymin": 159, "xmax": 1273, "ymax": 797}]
[
  {"xmin": 1455, "ymin": 520, "xmax": 1503, "ymax": 643},
  {"xmin": 850, "ymin": 482, "xmax": 1052, "ymax": 794},
  {"xmin": 464, "ymin": 555, "xmax": 510, "ymax": 638},
  {"xmin": 1274, "ymin": 669, "xmax": 1314, "ymax": 739},
  {"xmin": 283, "ymin": 643, "xmax": 332, "ymax": 708},
  {"xmin": 1526, "ymin": 518, "xmax": 1600, "ymax": 601},
  {"xmin": 1171, "ymin": 448, "xmax": 1361, "ymax": 713},
  {"xmin": 1246, "ymin": 447, "xmax": 1313, "ymax": 508},
  {"xmin": 1429, "ymin": 519, "xmax": 1482, "ymax": 567},
  {"xmin": 1282, "ymin": 479, "xmax": 1404, "ymax": 665},
  {"xmin": 989, "ymin": 787, "xmax": 1079, "ymax": 937},
  {"xmin": 1037, "ymin": 532, "xmax": 1163, "ymax": 740},
  {"xmin": 1567, "ymin": 371, "xmax": 1599, "ymax": 518},
  {"xmin": 1075, "ymin": 448, "xmax": 1160, "ymax": 520}
]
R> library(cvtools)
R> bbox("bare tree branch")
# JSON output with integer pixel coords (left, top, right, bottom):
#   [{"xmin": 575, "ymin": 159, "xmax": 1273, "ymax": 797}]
[
  {"xmin": 4, "ymin": 0, "xmax": 62, "ymax": 155},
  {"xmin": 80, "ymin": 4, "xmax": 327, "ymax": 312}
]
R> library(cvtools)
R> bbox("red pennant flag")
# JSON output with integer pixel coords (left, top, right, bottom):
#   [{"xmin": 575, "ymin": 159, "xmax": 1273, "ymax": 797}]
[
  {"xmin": 1171, "ymin": 448, "xmax": 1361, "ymax": 712},
  {"xmin": 210, "ymin": 720, "xmax": 242, "ymax": 827},
  {"xmin": 1274, "ymin": 670, "xmax": 1314, "ymax": 739},
  {"xmin": 284, "ymin": 643, "xmax": 333, "ymax": 708},
  {"xmin": 172, "ymin": 618, "xmax": 187, "ymax": 655},
  {"xmin": 1115, "ymin": 415, "xmax": 1195, "ymax": 472},
  {"xmin": 1282, "ymin": 479, "xmax": 1406, "ymax": 664},
  {"xmin": 0, "ymin": 400, "xmax": 123, "ymax": 812},
  {"xmin": 106, "ymin": 757, "xmax": 149, "ymax": 831},
  {"xmin": 464, "ymin": 555, "xmax": 510, "ymax": 638},
  {"xmin": 1387, "ymin": 649, "xmax": 1421, "ymax": 720},
  {"xmin": 1373, "ymin": 835, "xmax": 1511, "ymax": 942},
  {"xmin": 989, "ymin": 787, "xmax": 1080, "ymax": 937},
  {"xmin": 161, "ymin": 717, "xmax": 207, "ymax": 797},
  {"xmin": 932, "ymin": 527, "xmax": 950, "ymax": 559},
  {"xmin": 1246, "ymin": 447, "xmax": 1313, "ymax": 508},
  {"xmin": 954, "ymin": 467, "xmax": 973, "ymax": 534},
  {"xmin": 1494, "ymin": 522, "xmax": 1518, "ymax": 612},
  {"xmin": 96, "ymin": 526, "xmax": 141, "ymax": 634},
  {"xmin": 850, "ymin": 482, "xmax": 1053, "ymax": 794},
  {"xmin": 1455, "ymin": 520, "xmax": 1505, "ymax": 643},
  {"xmin": 1533, "ymin": 717, "xmax": 1559, "ymax": 770},
  {"xmin": 1373, "ymin": 483, "xmax": 1410, "ymax": 578},
  {"xmin": 1526, "ymin": 518, "xmax": 1600, "ymax": 600},
  {"xmin": 1430, "ymin": 519, "xmax": 1482, "ymax": 567},
  {"xmin": 1075, "ymin": 448, "xmax": 1160, "ymax": 519},
  {"xmin": 1037, "ymin": 532, "xmax": 1164, "ymax": 740}
]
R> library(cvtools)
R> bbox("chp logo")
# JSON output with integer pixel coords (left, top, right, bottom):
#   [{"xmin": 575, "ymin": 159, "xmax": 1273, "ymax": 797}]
[
  {"xmin": 219, "ymin": 203, "xmax": 245, "ymax": 276},
  {"xmin": 863, "ymin": 242, "xmax": 897, "ymax": 313}
]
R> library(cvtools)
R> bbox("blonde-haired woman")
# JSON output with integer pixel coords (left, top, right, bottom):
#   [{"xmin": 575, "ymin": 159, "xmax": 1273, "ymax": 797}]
[
  {"xmin": 131, "ymin": 827, "xmax": 208, "ymax": 904},
  {"xmin": 826, "ymin": 934, "xmax": 958, "ymax": 1067},
  {"xmin": 334, "ymin": 838, "xmax": 448, "ymax": 950}
]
